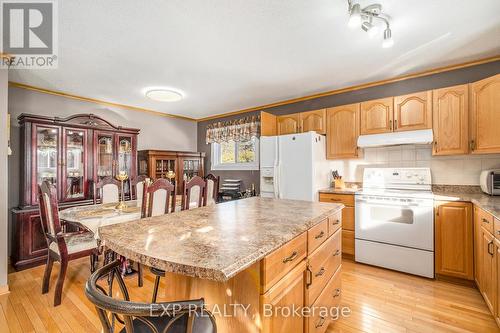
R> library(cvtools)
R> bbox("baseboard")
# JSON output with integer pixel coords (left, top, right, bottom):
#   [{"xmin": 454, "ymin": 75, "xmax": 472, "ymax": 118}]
[
  {"xmin": 0, "ymin": 284, "xmax": 9, "ymax": 296},
  {"xmin": 435, "ymin": 274, "xmax": 477, "ymax": 288}
]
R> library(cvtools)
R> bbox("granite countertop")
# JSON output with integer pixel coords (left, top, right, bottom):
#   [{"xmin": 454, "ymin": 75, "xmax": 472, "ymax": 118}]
[
  {"xmin": 319, "ymin": 187, "xmax": 361, "ymax": 194},
  {"xmin": 99, "ymin": 197, "xmax": 343, "ymax": 282},
  {"xmin": 433, "ymin": 191, "xmax": 500, "ymax": 221}
]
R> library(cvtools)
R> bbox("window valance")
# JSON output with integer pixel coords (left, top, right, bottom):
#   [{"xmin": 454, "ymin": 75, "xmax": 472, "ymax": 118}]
[{"xmin": 206, "ymin": 115, "xmax": 260, "ymax": 144}]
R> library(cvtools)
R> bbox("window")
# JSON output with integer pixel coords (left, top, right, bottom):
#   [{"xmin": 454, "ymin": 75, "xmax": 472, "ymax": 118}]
[{"xmin": 211, "ymin": 137, "xmax": 259, "ymax": 170}]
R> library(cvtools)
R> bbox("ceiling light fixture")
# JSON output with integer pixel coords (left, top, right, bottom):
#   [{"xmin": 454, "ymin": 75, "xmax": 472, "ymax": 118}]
[
  {"xmin": 145, "ymin": 88, "xmax": 184, "ymax": 102},
  {"xmin": 347, "ymin": 0, "xmax": 394, "ymax": 48}
]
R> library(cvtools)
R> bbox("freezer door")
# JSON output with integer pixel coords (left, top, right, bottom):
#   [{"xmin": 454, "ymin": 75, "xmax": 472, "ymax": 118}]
[{"xmin": 278, "ymin": 133, "xmax": 314, "ymax": 201}]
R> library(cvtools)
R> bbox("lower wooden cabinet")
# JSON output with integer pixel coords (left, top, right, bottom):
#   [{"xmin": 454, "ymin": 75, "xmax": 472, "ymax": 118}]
[
  {"xmin": 434, "ymin": 201, "xmax": 473, "ymax": 280},
  {"xmin": 480, "ymin": 227, "xmax": 496, "ymax": 314}
]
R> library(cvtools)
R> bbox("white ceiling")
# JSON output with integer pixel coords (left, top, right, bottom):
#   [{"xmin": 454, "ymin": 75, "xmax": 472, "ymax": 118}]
[{"xmin": 9, "ymin": 0, "xmax": 500, "ymax": 120}]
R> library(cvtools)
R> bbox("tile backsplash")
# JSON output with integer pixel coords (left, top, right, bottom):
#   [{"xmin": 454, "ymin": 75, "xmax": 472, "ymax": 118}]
[{"xmin": 327, "ymin": 145, "xmax": 500, "ymax": 185}]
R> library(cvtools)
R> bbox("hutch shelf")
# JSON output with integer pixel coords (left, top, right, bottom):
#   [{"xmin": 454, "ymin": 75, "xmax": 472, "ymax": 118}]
[
  {"xmin": 11, "ymin": 114, "xmax": 139, "ymax": 270},
  {"xmin": 137, "ymin": 150, "xmax": 205, "ymax": 194}
]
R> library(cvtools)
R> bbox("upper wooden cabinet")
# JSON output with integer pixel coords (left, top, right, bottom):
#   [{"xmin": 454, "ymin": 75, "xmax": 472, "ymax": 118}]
[
  {"xmin": 360, "ymin": 97, "xmax": 393, "ymax": 135},
  {"xmin": 432, "ymin": 84, "xmax": 469, "ymax": 156},
  {"xmin": 300, "ymin": 109, "xmax": 327, "ymax": 134},
  {"xmin": 277, "ymin": 114, "xmax": 300, "ymax": 135},
  {"xmin": 326, "ymin": 104, "xmax": 360, "ymax": 159},
  {"xmin": 435, "ymin": 201, "xmax": 473, "ymax": 280},
  {"xmin": 393, "ymin": 90, "xmax": 432, "ymax": 132},
  {"xmin": 470, "ymin": 73, "xmax": 500, "ymax": 154},
  {"xmin": 260, "ymin": 111, "xmax": 277, "ymax": 136}
]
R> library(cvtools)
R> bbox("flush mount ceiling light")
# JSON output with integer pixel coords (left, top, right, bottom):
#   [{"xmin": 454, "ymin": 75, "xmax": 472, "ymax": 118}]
[
  {"xmin": 347, "ymin": 0, "xmax": 394, "ymax": 48},
  {"xmin": 145, "ymin": 89, "xmax": 184, "ymax": 102}
]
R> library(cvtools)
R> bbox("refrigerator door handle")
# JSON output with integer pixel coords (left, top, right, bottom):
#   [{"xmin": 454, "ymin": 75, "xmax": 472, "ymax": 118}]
[{"xmin": 274, "ymin": 163, "xmax": 280, "ymax": 198}]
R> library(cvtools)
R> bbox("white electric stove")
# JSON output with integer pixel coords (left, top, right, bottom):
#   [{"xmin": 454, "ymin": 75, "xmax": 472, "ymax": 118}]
[{"xmin": 355, "ymin": 168, "xmax": 434, "ymax": 278}]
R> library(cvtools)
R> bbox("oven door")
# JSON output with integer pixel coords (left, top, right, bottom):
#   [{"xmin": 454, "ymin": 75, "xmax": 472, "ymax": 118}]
[{"xmin": 355, "ymin": 195, "xmax": 434, "ymax": 251}]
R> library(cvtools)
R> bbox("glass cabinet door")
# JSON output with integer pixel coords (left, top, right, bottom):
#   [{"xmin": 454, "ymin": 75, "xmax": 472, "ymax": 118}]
[
  {"xmin": 96, "ymin": 133, "xmax": 115, "ymax": 181},
  {"xmin": 182, "ymin": 158, "xmax": 201, "ymax": 182},
  {"xmin": 155, "ymin": 159, "xmax": 176, "ymax": 179},
  {"xmin": 62, "ymin": 128, "xmax": 87, "ymax": 201},
  {"xmin": 34, "ymin": 126, "xmax": 59, "ymax": 203},
  {"xmin": 117, "ymin": 136, "xmax": 133, "ymax": 196}
]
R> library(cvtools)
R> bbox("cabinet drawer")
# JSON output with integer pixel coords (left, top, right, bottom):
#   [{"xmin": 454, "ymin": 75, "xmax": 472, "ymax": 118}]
[
  {"xmin": 305, "ymin": 266, "xmax": 342, "ymax": 333},
  {"xmin": 342, "ymin": 230, "xmax": 355, "ymax": 256},
  {"xmin": 261, "ymin": 232, "xmax": 307, "ymax": 293},
  {"xmin": 306, "ymin": 229, "xmax": 342, "ymax": 306},
  {"xmin": 308, "ymin": 219, "xmax": 329, "ymax": 254},
  {"xmin": 319, "ymin": 193, "xmax": 354, "ymax": 206},
  {"xmin": 494, "ymin": 217, "xmax": 500, "ymax": 239},
  {"xmin": 342, "ymin": 206, "xmax": 354, "ymax": 231},
  {"xmin": 328, "ymin": 211, "xmax": 342, "ymax": 236},
  {"xmin": 476, "ymin": 207, "xmax": 494, "ymax": 234}
]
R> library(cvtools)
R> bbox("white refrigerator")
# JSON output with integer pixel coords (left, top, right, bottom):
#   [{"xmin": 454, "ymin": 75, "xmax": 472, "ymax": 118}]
[{"xmin": 260, "ymin": 132, "xmax": 330, "ymax": 201}]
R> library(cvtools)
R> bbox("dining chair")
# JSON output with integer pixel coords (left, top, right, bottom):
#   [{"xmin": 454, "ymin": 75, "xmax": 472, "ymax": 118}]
[
  {"xmin": 94, "ymin": 176, "xmax": 121, "ymax": 204},
  {"xmin": 133, "ymin": 175, "xmax": 150, "ymax": 208},
  {"xmin": 85, "ymin": 259, "xmax": 217, "ymax": 333},
  {"xmin": 205, "ymin": 174, "xmax": 220, "ymax": 205},
  {"xmin": 141, "ymin": 178, "xmax": 176, "ymax": 302},
  {"xmin": 181, "ymin": 176, "xmax": 208, "ymax": 211},
  {"xmin": 38, "ymin": 181, "xmax": 99, "ymax": 306}
]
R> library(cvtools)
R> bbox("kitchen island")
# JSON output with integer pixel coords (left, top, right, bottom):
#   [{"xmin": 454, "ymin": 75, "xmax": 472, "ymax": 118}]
[{"xmin": 99, "ymin": 197, "xmax": 344, "ymax": 333}]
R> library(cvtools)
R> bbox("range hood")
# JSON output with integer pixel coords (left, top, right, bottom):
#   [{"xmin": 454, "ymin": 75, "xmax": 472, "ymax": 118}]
[{"xmin": 357, "ymin": 129, "xmax": 433, "ymax": 148}]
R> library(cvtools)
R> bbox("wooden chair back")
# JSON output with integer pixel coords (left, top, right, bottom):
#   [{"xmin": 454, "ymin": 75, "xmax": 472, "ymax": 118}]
[
  {"xmin": 94, "ymin": 176, "xmax": 120, "ymax": 204},
  {"xmin": 205, "ymin": 174, "xmax": 220, "ymax": 205},
  {"xmin": 141, "ymin": 178, "xmax": 176, "ymax": 218},
  {"xmin": 85, "ymin": 260, "xmax": 217, "ymax": 333},
  {"xmin": 38, "ymin": 181, "xmax": 62, "ymax": 239},
  {"xmin": 181, "ymin": 176, "xmax": 207, "ymax": 211}
]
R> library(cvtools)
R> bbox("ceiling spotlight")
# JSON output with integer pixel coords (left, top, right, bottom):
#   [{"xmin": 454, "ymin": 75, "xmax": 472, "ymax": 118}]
[
  {"xmin": 145, "ymin": 89, "xmax": 184, "ymax": 102},
  {"xmin": 361, "ymin": 20, "xmax": 379, "ymax": 38},
  {"xmin": 348, "ymin": 3, "xmax": 361, "ymax": 28},
  {"xmin": 382, "ymin": 28, "xmax": 394, "ymax": 48}
]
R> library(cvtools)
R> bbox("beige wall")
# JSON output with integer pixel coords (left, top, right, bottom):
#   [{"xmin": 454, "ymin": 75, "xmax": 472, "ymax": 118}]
[{"xmin": 1, "ymin": 69, "xmax": 8, "ymax": 288}]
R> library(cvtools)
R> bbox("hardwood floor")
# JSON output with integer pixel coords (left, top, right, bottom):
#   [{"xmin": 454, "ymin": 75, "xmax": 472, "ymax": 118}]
[{"xmin": 1, "ymin": 258, "xmax": 498, "ymax": 333}]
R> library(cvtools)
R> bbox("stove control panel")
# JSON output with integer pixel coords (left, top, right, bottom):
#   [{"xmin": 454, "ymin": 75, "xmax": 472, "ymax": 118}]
[{"xmin": 363, "ymin": 167, "xmax": 432, "ymax": 189}]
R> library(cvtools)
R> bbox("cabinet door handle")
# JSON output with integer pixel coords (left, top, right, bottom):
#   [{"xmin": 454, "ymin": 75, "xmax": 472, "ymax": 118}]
[
  {"xmin": 434, "ymin": 141, "xmax": 438, "ymax": 153},
  {"xmin": 282, "ymin": 251, "xmax": 298, "ymax": 263},
  {"xmin": 389, "ymin": 120, "xmax": 393, "ymax": 130},
  {"xmin": 315, "ymin": 231, "xmax": 325, "ymax": 240},
  {"xmin": 332, "ymin": 219, "xmax": 340, "ymax": 225},
  {"xmin": 482, "ymin": 218, "xmax": 490, "ymax": 224},
  {"xmin": 315, "ymin": 316, "xmax": 326, "ymax": 328},
  {"xmin": 315, "ymin": 267, "xmax": 326, "ymax": 277},
  {"xmin": 488, "ymin": 241, "xmax": 494, "ymax": 256},
  {"xmin": 333, "ymin": 288, "xmax": 342, "ymax": 298},
  {"xmin": 470, "ymin": 140, "xmax": 476, "ymax": 151},
  {"xmin": 333, "ymin": 249, "xmax": 341, "ymax": 256},
  {"xmin": 306, "ymin": 267, "xmax": 313, "ymax": 288},
  {"xmin": 394, "ymin": 119, "xmax": 398, "ymax": 129}
]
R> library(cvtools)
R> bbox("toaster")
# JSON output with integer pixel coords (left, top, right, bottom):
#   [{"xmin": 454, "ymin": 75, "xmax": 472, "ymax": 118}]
[{"xmin": 480, "ymin": 169, "xmax": 500, "ymax": 195}]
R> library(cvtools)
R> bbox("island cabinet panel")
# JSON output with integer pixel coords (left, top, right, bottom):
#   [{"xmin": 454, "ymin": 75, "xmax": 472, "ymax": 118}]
[
  {"xmin": 434, "ymin": 201, "xmax": 473, "ymax": 280},
  {"xmin": 261, "ymin": 232, "xmax": 308, "ymax": 293},
  {"xmin": 393, "ymin": 90, "xmax": 432, "ymax": 132},
  {"xmin": 326, "ymin": 104, "xmax": 360, "ymax": 159},
  {"xmin": 277, "ymin": 114, "xmax": 301, "ymax": 135},
  {"xmin": 300, "ymin": 109, "xmax": 327, "ymax": 134},
  {"xmin": 432, "ymin": 84, "xmax": 469, "ymax": 156},
  {"xmin": 261, "ymin": 261, "xmax": 307, "ymax": 333},
  {"xmin": 470, "ymin": 73, "xmax": 500, "ymax": 154},
  {"xmin": 305, "ymin": 228, "xmax": 342, "ymax": 306},
  {"xmin": 328, "ymin": 211, "xmax": 342, "ymax": 236},
  {"xmin": 307, "ymin": 218, "xmax": 328, "ymax": 255},
  {"xmin": 360, "ymin": 97, "xmax": 394, "ymax": 135}
]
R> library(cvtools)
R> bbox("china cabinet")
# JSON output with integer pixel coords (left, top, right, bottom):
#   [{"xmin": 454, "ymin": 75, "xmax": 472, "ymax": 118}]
[
  {"xmin": 12, "ymin": 113, "xmax": 139, "ymax": 270},
  {"xmin": 137, "ymin": 150, "xmax": 205, "ymax": 194}
]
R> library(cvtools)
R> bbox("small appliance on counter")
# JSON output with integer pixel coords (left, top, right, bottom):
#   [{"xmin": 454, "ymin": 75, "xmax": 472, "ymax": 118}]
[{"xmin": 480, "ymin": 169, "xmax": 500, "ymax": 195}]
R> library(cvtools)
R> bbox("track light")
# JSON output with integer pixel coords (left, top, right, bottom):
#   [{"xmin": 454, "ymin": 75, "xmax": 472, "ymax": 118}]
[
  {"xmin": 348, "ymin": 3, "xmax": 361, "ymax": 28},
  {"xmin": 382, "ymin": 28, "xmax": 394, "ymax": 48},
  {"xmin": 346, "ymin": 1, "xmax": 394, "ymax": 48}
]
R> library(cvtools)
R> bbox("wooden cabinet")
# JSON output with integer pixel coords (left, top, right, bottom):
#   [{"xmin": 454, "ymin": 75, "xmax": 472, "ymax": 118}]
[
  {"xmin": 393, "ymin": 90, "xmax": 432, "ymax": 132},
  {"xmin": 475, "ymin": 206, "xmax": 484, "ymax": 288},
  {"xmin": 434, "ymin": 201, "xmax": 473, "ymax": 280},
  {"xmin": 360, "ymin": 97, "xmax": 393, "ymax": 135},
  {"xmin": 480, "ymin": 227, "xmax": 496, "ymax": 314},
  {"xmin": 432, "ymin": 84, "xmax": 469, "ymax": 155},
  {"xmin": 277, "ymin": 114, "xmax": 300, "ymax": 135},
  {"xmin": 137, "ymin": 150, "xmax": 205, "ymax": 195},
  {"xmin": 300, "ymin": 109, "xmax": 327, "ymax": 134},
  {"xmin": 470, "ymin": 74, "xmax": 500, "ymax": 154},
  {"xmin": 326, "ymin": 104, "xmax": 360, "ymax": 159},
  {"xmin": 12, "ymin": 114, "xmax": 139, "ymax": 271},
  {"xmin": 261, "ymin": 111, "xmax": 277, "ymax": 136}
]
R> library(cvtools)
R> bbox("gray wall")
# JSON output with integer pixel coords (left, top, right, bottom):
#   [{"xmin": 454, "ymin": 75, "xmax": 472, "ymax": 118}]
[
  {"xmin": 8, "ymin": 86, "xmax": 198, "ymax": 254},
  {"xmin": 1, "ymin": 69, "xmax": 8, "ymax": 288},
  {"xmin": 197, "ymin": 60, "xmax": 500, "ymax": 190}
]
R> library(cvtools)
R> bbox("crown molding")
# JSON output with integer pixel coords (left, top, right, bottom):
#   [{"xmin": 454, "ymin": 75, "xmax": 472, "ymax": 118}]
[
  {"xmin": 197, "ymin": 54, "xmax": 500, "ymax": 122},
  {"xmin": 8, "ymin": 82, "xmax": 197, "ymax": 122}
]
